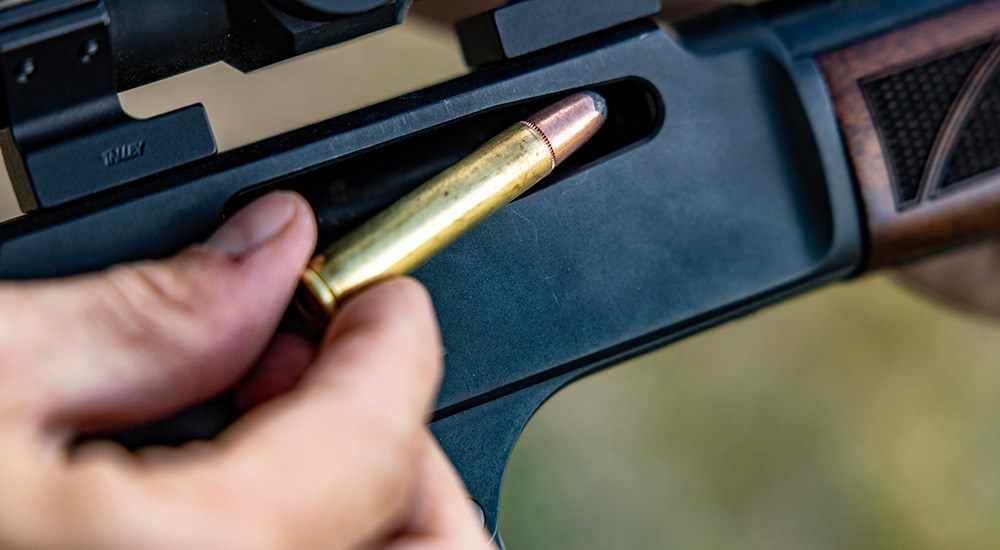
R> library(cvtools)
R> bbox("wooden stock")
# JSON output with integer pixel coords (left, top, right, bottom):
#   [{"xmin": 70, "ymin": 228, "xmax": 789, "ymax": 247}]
[{"xmin": 819, "ymin": 0, "xmax": 1000, "ymax": 269}]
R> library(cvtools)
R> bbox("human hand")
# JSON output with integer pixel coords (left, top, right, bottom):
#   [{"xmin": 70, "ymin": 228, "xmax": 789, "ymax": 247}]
[{"xmin": 0, "ymin": 192, "xmax": 492, "ymax": 549}]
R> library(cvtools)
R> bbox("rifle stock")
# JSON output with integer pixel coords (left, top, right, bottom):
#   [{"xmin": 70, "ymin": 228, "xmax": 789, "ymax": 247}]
[{"xmin": 819, "ymin": 0, "xmax": 1000, "ymax": 268}]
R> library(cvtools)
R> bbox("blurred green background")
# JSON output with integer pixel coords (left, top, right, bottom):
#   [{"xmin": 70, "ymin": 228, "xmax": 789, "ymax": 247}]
[
  {"xmin": 501, "ymin": 280, "xmax": 1000, "ymax": 549},
  {"xmin": 2, "ymin": 6, "xmax": 999, "ymax": 549}
]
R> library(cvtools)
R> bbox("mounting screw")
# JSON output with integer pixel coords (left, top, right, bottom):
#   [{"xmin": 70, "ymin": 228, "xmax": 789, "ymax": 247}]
[
  {"xmin": 15, "ymin": 58, "xmax": 35, "ymax": 84},
  {"xmin": 79, "ymin": 39, "xmax": 100, "ymax": 64}
]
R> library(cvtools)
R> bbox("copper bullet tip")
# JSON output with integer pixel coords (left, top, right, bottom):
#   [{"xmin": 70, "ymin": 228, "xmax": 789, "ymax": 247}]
[{"xmin": 522, "ymin": 92, "xmax": 607, "ymax": 168}]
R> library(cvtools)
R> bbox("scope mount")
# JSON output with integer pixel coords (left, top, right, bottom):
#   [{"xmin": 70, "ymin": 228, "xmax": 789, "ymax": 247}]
[
  {"xmin": 0, "ymin": 0, "xmax": 417, "ymax": 213},
  {"xmin": 0, "ymin": 0, "xmax": 214, "ymax": 212},
  {"xmin": 0, "ymin": 0, "xmax": 663, "ymax": 214}
]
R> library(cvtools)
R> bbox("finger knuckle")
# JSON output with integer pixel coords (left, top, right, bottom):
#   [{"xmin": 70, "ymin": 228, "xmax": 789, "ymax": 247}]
[{"xmin": 96, "ymin": 252, "xmax": 233, "ymax": 348}]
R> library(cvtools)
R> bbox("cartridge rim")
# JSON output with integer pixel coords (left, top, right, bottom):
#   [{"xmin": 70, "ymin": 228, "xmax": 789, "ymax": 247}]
[{"xmin": 298, "ymin": 268, "xmax": 337, "ymax": 322}]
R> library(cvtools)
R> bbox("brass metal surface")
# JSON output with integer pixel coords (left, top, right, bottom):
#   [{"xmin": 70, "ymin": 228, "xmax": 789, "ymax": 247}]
[
  {"xmin": 302, "ymin": 124, "xmax": 553, "ymax": 317},
  {"xmin": 299, "ymin": 93, "xmax": 606, "ymax": 320}
]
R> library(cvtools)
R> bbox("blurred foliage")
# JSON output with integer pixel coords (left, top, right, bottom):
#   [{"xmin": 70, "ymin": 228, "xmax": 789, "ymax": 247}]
[{"xmin": 502, "ymin": 277, "xmax": 1000, "ymax": 549}]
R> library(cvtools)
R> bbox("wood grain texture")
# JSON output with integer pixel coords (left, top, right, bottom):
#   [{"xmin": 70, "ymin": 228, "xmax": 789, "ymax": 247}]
[{"xmin": 819, "ymin": 0, "xmax": 1000, "ymax": 269}]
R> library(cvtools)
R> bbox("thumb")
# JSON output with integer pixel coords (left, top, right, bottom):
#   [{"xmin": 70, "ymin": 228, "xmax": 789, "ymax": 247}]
[{"xmin": 0, "ymin": 192, "xmax": 317, "ymax": 434}]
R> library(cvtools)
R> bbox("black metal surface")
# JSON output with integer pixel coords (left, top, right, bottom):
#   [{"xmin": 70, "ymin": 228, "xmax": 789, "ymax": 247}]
[
  {"xmin": 0, "ymin": 8, "xmax": 864, "ymax": 533},
  {"xmin": 457, "ymin": 0, "xmax": 661, "ymax": 67},
  {"xmin": 4, "ymin": 106, "xmax": 216, "ymax": 208},
  {"xmin": 106, "ymin": 0, "xmax": 229, "ymax": 89},
  {"xmin": 224, "ymin": 0, "xmax": 413, "ymax": 72},
  {"xmin": 759, "ymin": 0, "xmax": 976, "ymax": 58},
  {"xmin": 0, "ymin": 0, "xmax": 417, "ymax": 91},
  {"xmin": 272, "ymin": 0, "xmax": 392, "ymax": 17},
  {"xmin": 0, "ymin": 0, "xmax": 416, "ymax": 212},
  {"xmin": 432, "ymin": 374, "xmax": 570, "ymax": 544},
  {"xmin": 0, "ymin": 0, "xmax": 217, "ymax": 211}
]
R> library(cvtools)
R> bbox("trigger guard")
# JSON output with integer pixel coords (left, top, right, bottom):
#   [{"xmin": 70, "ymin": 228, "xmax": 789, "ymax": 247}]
[{"xmin": 431, "ymin": 374, "xmax": 575, "ymax": 544}]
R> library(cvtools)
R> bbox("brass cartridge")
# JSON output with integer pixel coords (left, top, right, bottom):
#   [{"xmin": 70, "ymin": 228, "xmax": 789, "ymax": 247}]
[{"xmin": 299, "ymin": 92, "xmax": 607, "ymax": 321}]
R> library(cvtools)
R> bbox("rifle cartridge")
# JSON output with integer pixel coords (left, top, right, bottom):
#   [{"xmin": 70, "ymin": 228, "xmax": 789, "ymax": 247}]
[{"xmin": 298, "ymin": 92, "xmax": 607, "ymax": 321}]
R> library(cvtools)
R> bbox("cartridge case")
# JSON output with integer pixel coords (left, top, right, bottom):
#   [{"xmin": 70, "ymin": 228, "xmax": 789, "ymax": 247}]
[
  {"xmin": 298, "ymin": 92, "xmax": 607, "ymax": 321},
  {"xmin": 300, "ymin": 123, "xmax": 554, "ymax": 317}
]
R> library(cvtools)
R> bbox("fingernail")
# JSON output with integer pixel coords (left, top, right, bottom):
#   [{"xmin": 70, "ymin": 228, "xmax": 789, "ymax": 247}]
[{"xmin": 204, "ymin": 192, "xmax": 298, "ymax": 256}]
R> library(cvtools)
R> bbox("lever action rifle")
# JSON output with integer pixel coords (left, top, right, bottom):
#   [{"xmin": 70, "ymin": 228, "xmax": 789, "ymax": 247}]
[{"xmin": 1, "ymin": 0, "xmax": 998, "ymax": 543}]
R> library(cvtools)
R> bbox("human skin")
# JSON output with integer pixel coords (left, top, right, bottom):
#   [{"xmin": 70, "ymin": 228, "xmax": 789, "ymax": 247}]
[{"xmin": 0, "ymin": 192, "xmax": 492, "ymax": 549}]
